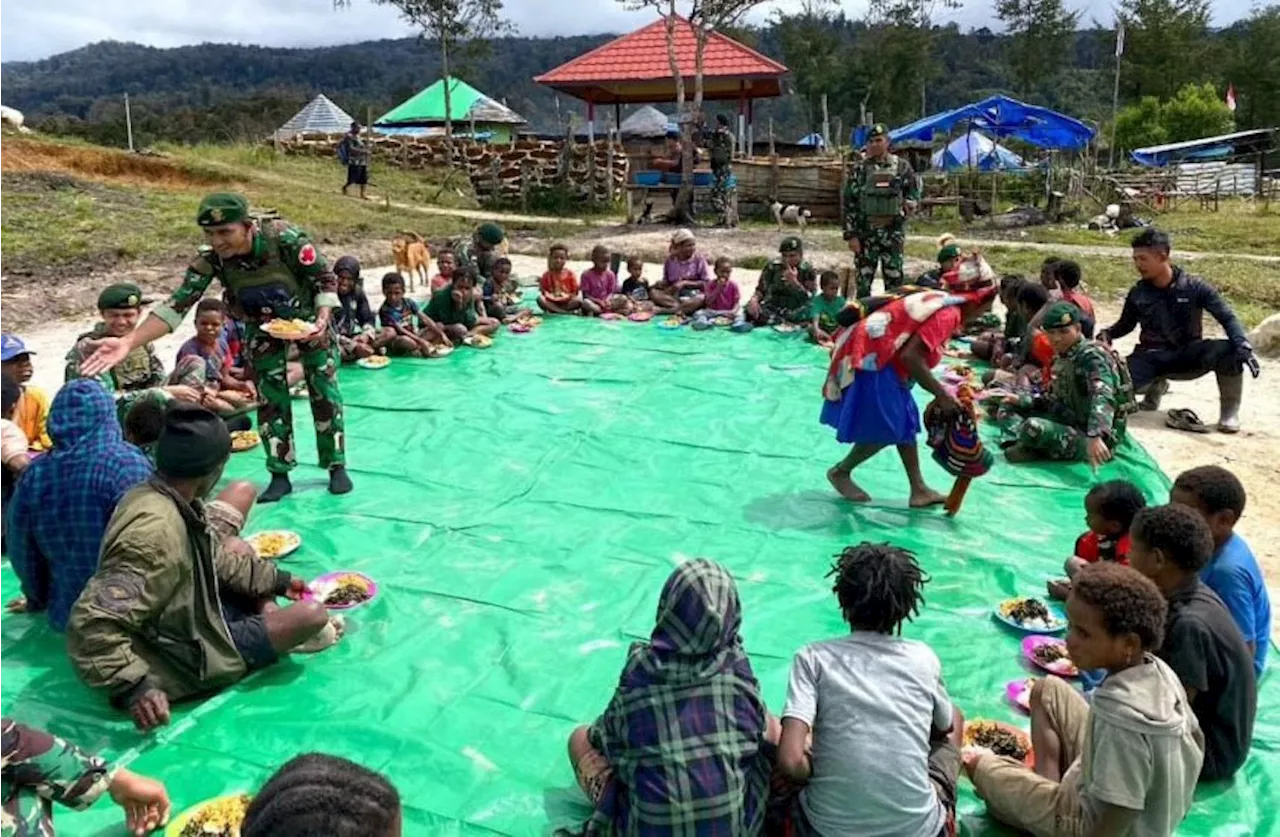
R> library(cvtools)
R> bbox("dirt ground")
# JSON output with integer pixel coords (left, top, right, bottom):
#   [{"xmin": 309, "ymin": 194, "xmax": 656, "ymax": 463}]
[{"xmin": 7, "ymin": 232, "xmax": 1278, "ymax": 609}]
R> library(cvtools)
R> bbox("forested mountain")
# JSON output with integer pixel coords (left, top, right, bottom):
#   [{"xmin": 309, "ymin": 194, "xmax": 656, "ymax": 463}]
[{"xmin": 1, "ymin": 5, "xmax": 1274, "ymax": 150}]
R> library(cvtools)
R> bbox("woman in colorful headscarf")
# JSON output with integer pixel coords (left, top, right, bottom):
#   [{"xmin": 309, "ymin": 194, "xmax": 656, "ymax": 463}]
[
  {"xmin": 567, "ymin": 559, "xmax": 772, "ymax": 836},
  {"xmin": 651, "ymin": 229, "xmax": 711, "ymax": 314},
  {"xmin": 821, "ymin": 263, "xmax": 998, "ymax": 507}
]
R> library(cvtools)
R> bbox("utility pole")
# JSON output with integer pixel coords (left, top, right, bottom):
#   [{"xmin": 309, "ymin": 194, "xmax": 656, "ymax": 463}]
[
  {"xmin": 1108, "ymin": 21, "xmax": 1124, "ymax": 169},
  {"xmin": 124, "ymin": 92, "xmax": 134, "ymax": 152}
]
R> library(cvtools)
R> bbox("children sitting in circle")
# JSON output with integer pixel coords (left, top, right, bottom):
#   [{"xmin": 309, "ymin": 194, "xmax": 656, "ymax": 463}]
[
  {"xmin": 169, "ymin": 299, "xmax": 257, "ymax": 415},
  {"xmin": 378, "ymin": 273, "xmax": 438, "ymax": 356},
  {"xmin": 425, "ymin": 269, "xmax": 500, "ymax": 344},
  {"xmin": 431, "ymin": 249, "xmax": 457, "ymax": 293},
  {"xmin": 1047, "ymin": 479, "xmax": 1147, "ymax": 601},
  {"xmin": 537, "ymin": 244, "xmax": 581, "ymax": 315},
  {"xmin": 809, "ymin": 271, "xmax": 846, "ymax": 347},
  {"xmin": 579, "ymin": 245, "xmax": 631, "ymax": 317}
]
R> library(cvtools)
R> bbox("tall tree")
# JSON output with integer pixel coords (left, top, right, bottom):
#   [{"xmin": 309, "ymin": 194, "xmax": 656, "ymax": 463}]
[
  {"xmin": 619, "ymin": 0, "xmax": 775, "ymax": 222},
  {"xmin": 1116, "ymin": 0, "xmax": 1213, "ymax": 102},
  {"xmin": 1223, "ymin": 4, "xmax": 1280, "ymax": 130},
  {"xmin": 334, "ymin": 0, "xmax": 512, "ymax": 137},
  {"xmin": 773, "ymin": 0, "xmax": 845, "ymax": 135},
  {"xmin": 996, "ymin": 0, "xmax": 1080, "ymax": 95},
  {"xmin": 864, "ymin": 0, "xmax": 961, "ymax": 121}
]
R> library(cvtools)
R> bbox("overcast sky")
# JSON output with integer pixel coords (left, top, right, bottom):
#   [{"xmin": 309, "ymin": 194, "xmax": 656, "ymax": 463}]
[{"xmin": 0, "ymin": 0, "xmax": 1254, "ymax": 64}]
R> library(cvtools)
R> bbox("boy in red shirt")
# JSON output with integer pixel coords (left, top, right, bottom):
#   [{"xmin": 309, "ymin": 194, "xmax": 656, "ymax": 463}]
[
  {"xmin": 1048, "ymin": 479, "xmax": 1147, "ymax": 600},
  {"xmin": 537, "ymin": 243, "xmax": 581, "ymax": 315}
]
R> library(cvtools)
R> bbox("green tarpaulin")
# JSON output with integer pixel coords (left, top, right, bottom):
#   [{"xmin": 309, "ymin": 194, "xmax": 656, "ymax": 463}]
[
  {"xmin": 3, "ymin": 318, "xmax": 1275, "ymax": 835},
  {"xmin": 375, "ymin": 77, "xmax": 526, "ymax": 128}
]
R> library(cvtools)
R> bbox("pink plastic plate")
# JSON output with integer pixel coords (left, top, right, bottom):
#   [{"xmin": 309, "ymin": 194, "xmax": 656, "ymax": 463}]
[
  {"xmin": 599, "ymin": 312, "xmax": 624, "ymax": 321},
  {"xmin": 1022, "ymin": 635, "xmax": 1079, "ymax": 677},
  {"xmin": 628, "ymin": 311, "xmax": 654, "ymax": 322},
  {"xmin": 1005, "ymin": 678, "xmax": 1038, "ymax": 712},
  {"xmin": 304, "ymin": 571, "xmax": 379, "ymax": 611}
]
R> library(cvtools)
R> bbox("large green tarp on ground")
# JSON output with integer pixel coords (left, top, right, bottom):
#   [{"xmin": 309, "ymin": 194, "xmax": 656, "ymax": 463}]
[{"xmin": 2, "ymin": 319, "xmax": 1275, "ymax": 835}]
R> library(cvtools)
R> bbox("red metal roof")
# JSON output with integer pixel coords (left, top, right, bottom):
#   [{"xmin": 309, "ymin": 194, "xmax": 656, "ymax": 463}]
[{"xmin": 535, "ymin": 16, "xmax": 788, "ymax": 103}]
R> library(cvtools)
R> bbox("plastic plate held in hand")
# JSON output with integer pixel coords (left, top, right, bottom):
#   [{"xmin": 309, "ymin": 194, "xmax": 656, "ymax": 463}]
[
  {"xmin": 262, "ymin": 319, "xmax": 318, "ymax": 341},
  {"xmin": 306, "ymin": 571, "xmax": 379, "ymax": 611},
  {"xmin": 246, "ymin": 530, "xmax": 302, "ymax": 560},
  {"xmin": 1005, "ymin": 678, "xmax": 1038, "ymax": 712},
  {"xmin": 993, "ymin": 597, "xmax": 1068, "ymax": 634},
  {"xmin": 1023, "ymin": 635, "xmax": 1080, "ymax": 677},
  {"xmin": 963, "ymin": 719, "xmax": 1035, "ymax": 767}
]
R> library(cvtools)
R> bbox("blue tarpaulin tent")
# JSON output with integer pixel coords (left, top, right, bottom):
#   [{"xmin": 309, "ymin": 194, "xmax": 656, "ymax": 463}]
[
  {"xmin": 797, "ymin": 132, "xmax": 826, "ymax": 149},
  {"xmin": 931, "ymin": 131, "xmax": 1026, "ymax": 171},
  {"xmin": 852, "ymin": 95, "xmax": 1095, "ymax": 151},
  {"xmin": 1130, "ymin": 128, "xmax": 1277, "ymax": 167}
]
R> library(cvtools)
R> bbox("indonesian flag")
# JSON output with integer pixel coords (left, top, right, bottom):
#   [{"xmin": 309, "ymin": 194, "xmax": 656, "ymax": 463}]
[{"xmin": 1226, "ymin": 83, "xmax": 1238, "ymax": 112}]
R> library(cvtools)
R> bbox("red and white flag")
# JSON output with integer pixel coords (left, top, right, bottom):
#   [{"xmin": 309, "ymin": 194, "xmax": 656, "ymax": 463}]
[{"xmin": 1226, "ymin": 83, "xmax": 1238, "ymax": 112}]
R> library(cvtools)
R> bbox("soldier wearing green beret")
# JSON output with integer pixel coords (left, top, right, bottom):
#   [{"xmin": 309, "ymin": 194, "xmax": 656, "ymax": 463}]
[
  {"xmin": 997, "ymin": 301, "xmax": 1136, "ymax": 469},
  {"xmin": 914, "ymin": 239, "xmax": 962, "ymax": 290},
  {"xmin": 65, "ymin": 283, "xmax": 197, "ymax": 419},
  {"xmin": 746, "ymin": 236, "xmax": 818, "ymax": 326},
  {"xmin": 843, "ymin": 123, "xmax": 920, "ymax": 297},
  {"xmin": 78, "ymin": 192, "xmax": 352, "ymax": 503},
  {"xmin": 454, "ymin": 222, "xmax": 506, "ymax": 285}
]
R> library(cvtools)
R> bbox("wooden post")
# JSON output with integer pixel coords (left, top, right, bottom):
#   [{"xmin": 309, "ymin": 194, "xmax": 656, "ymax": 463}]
[
  {"xmin": 124, "ymin": 93, "xmax": 134, "ymax": 152},
  {"xmin": 520, "ymin": 160, "xmax": 531, "ymax": 213},
  {"xmin": 821, "ymin": 93, "xmax": 831, "ymax": 152},
  {"xmin": 587, "ymin": 101, "xmax": 596, "ymax": 145},
  {"xmin": 469, "ymin": 113, "xmax": 477, "ymax": 140},
  {"xmin": 491, "ymin": 157, "xmax": 501, "ymax": 204},
  {"xmin": 834, "ymin": 118, "xmax": 843, "ymax": 153},
  {"xmin": 587, "ymin": 149, "xmax": 598, "ymax": 207},
  {"xmin": 768, "ymin": 118, "xmax": 775, "ymax": 157}
]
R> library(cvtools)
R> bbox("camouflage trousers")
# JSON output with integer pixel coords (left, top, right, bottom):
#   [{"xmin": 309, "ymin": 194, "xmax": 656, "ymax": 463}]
[
  {"xmin": 168, "ymin": 354, "xmax": 210, "ymax": 389},
  {"xmin": 710, "ymin": 164, "xmax": 734, "ymax": 223},
  {"xmin": 248, "ymin": 326, "xmax": 345, "ymax": 474},
  {"xmin": 854, "ymin": 224, "xmax": 906, "ymax": 297},
  {"xmin": 996, "ymin": 404, "xmax": 1087, "ymax": 461}
]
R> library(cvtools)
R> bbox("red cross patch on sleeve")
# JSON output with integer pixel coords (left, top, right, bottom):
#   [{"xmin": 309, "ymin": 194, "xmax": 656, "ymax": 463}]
[{"xmin": 298, "ymin": 243, "xmax": 317, "ymax": 266}]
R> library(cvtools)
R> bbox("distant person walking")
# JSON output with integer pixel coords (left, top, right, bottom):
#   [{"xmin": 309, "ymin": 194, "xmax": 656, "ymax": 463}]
[{"xmin": 338, "ymin": 122, "xmax": 370, "ymax": 200}]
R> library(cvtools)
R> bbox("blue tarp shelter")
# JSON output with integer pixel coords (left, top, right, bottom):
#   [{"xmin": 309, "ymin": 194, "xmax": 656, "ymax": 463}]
[
  {"xmin": 797, "ymin": 132, "xmax": 826, "ymax": 149},
  {"xmin": 931, "ymin": 131, "xmax": 1026, "ymax": 171},
  {"xmin": 1130, "ymin": 128, "xmax": 1276, "ymax": 167},
  {"xmin": 852, "ymin": 95, "xmax": 1095, "ymax": 151}
]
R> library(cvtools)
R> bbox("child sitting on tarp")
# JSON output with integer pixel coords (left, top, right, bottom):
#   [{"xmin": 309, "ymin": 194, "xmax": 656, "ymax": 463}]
[
  {"xmin": 0, "ymin": 335, "xmax": 52, "ymax": 451},
  {"xmin": 170, "ymin": 299, "xmax": 257, "ymax": 416},
  {"xmin": 1046, "ymin": 259, "xmax": 1097, "ymax": 327},
  {"xmin": 1006, "ymin": 282, "xmax": 1055, "ymax": 389},
  {"xmin": 481, "ymin": 257, "xmax": 522, "ymax": 321},
  {"xmin": 581, "ymin": 245, "xmax": 632, "ymax": 316},
  {"xmin": 776, "ymin": 542, "xmax": 964, "ymax": 837},
  {"xmin": 621, "ymin": 255, "xmax": 650, "ymax": 301},
  {"xmin": 431, "ymin": 248, "xmax": 457, "ymax": 293},
  {"xmin": 378, "ymin": 273, "xmax": 439, "ymax": 356},
  {"xmin": 809, "ymin": 271, "xmax": 846, "ymax": 346},
  {"xmin": 690, "ymin": 257, "xmax": 744, "ymax": 330},
  {"xmin": 1048, "ymin": 480, "xmax": 1147, "ymax": 601},
  {"xmin": 538, "ymin": 244, "xmax": 582, "ymax": 315},
  {"xmin": 966, "ymin": 562, "xmax": 1205, "ymax": 836},
  {"xmin": 566, "ymin": 559, "xmax": 772, "ymax": 835},
  {"xmin": 241, "ymin": 753, "xmax": 401, "ymax": 837},
  {"xmin": 334, "ymin": 255, "xmax": 377, "ymax": 364},
  {"xmin": 425, "ymin": 269, "xmax": 500, "ymax": 344},
  {"xmin": 971, "ymin": 275, "xmax": 1027, "ymax": 365},
  {"xmin": 914, "ymin": 235, "xmax": 963, "ymax": 289}
]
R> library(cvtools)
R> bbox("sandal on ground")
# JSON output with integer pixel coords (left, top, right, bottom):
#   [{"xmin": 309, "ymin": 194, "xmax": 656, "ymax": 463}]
[{"xmin": 1165, "ymin": 408, "xmax": 1211, "ymax": 434}]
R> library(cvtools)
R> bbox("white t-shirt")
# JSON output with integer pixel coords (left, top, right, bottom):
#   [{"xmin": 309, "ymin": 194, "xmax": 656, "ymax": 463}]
[
  {"xmin": 1, "ymin": 419, "xmax": 29, "ymax": 467},
  {"xmin": 783, "ymin": 632, "xmax": 952, "ymax": 837}
]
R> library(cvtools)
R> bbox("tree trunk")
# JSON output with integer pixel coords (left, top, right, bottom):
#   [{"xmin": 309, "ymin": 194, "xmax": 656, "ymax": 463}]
[
  {"xmin": 661, "ymin": 8, "xmax": 695, "ymax": 225},
  {"xmin": 442, "ymin": 38, "xmax": 453, "ymax": 140}
]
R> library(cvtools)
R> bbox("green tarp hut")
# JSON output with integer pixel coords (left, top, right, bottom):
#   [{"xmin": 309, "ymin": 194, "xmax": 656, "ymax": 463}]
[{"xmin": 375, "ymin": 77, "xmax": 528, "ymax": 143}]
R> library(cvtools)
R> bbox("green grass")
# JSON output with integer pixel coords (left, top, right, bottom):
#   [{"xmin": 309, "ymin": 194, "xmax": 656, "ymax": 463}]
[
  {"xmin": 905, "ymin": 242, "xmax": 1277, "ymax": 329},
  {"xmin": 909, "ymin": 200, "xmax": 1280, "ymax": 256}
]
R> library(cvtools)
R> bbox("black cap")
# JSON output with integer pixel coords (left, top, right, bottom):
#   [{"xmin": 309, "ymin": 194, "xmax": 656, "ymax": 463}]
[{"xmin": 155, "ymin": 402, "xmax": 232, "ymax": 479}]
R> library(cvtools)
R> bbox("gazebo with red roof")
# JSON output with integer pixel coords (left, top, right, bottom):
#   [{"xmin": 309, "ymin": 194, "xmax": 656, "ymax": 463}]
[{"xmin": 534, "ymin": 16, "xmax": 788, "ymax": 141}]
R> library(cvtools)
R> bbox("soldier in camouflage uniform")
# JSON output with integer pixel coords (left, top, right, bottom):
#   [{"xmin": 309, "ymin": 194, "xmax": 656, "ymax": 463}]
[
  {"xmin": 74, "ymin": 193, "xmax": 351, "ymax": 503},
  {"xmin": 707, "ymin": 114, "xmax": 736, "ymax": 226},
  {"xmin": 843, "ymin": 123, "xmax": 920, "ymax": 297},
  {"xmin": 745, "ymin": 237, "xmax": 818, "ymax": 326},
  {"xmin": 64, "ymin": 284, "xmax": 190, "ymax": 422},
  {"xmin": 2, "ymin": 717, "xmax": 170, "ymax": 835},
  {"xmin": 453, "ymin": 222, "xmax": 506, "ymax": 286},
  {"xmin": 997, "ymin": 302, "xmax": 1136, "ymax": 469}
]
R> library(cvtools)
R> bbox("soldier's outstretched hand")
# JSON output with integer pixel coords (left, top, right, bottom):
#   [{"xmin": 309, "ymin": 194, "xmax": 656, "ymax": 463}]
[
  {"xmin": 79, "ymin": 337, "xmax": 131, "ymax": 377},
  {"xmin": 1086, "ymin": 437, "xmax": 1112, "ymax": 472}
]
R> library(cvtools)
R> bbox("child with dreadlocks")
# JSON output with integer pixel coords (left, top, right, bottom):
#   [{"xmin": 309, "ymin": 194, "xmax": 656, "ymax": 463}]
[
  {"xmin": 966, "ymin": 562, "xmax": 1204, "ymax": 837},
  {"xmin": 241, "ymin": 753, "xmax": 401, "ymax": 837},
  {"xmin": 777, "ymin": 543, "xmax": 965, "ymax": 836}
]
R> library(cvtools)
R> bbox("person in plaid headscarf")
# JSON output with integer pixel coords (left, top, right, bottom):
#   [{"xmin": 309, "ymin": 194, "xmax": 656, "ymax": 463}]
[{"xmin": 566, "ymin": 559, "xmax": 772, "ymax": 836}]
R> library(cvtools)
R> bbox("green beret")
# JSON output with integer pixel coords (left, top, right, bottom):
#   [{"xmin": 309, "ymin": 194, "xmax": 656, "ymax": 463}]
[
  {"xmin": 868, "ymin": 123, "xmax": 889, "ymax": 138},
  {"xmin": 779, "ymin": 236, "xmax": 803, "ymax": 253},
  {"xmin": 937, "ymin": 244, "xmax": 962, "ymax": 263},
  {"xmin": 98, "ymin": 282, "xmax": 151, "ymax": 310},
  {"xmin": 1042, "ymin": 301, "xmax": 1082, "ymax": 329},
  {"xmin": 197, "ymin": 193, "xmax": 250, "ymax": 227},
  {"xmin": 476, "ymin": 222, "xmax": 505, "ymax": 246}
]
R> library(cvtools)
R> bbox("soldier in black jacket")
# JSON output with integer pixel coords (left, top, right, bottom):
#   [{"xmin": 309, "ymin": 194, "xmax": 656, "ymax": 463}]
[{"xmin": 1099, "ymin": 229, "xmax": 1259, "ymax": 433}]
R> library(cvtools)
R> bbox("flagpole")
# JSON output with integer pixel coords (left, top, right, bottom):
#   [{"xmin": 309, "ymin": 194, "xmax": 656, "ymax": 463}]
[{"xmin": 1108, "ymin": 21, "xmax": 1124, "ymax": 169}]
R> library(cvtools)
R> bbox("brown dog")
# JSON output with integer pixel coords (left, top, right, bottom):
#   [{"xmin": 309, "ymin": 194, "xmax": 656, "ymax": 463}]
[{"xmin": 391, "ymin": 232, "xmax": 430, "ymax": 292}]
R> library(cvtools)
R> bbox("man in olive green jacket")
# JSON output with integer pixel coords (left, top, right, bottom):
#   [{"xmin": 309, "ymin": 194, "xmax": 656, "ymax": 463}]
[{"xmin": 67, "ymin": 403, "xmax": 341, "ymax": 731}]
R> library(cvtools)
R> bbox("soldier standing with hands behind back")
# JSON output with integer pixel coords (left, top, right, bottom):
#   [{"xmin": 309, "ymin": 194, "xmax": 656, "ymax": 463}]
[
  {"xmin": 844, "ymin": 123, "xmax": 920, "ymax": 297},
  {"xmin": 79, "ymin": 193, "xmax": 352, "ymax": 504}
]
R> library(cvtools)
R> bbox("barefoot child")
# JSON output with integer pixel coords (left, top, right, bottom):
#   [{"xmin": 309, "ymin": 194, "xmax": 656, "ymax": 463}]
[
  {"xmin": 1127, "ymin": 503, "xmax": 1256, "ymax": 781},
  {"xmin": 580, "ymin": 245, "xmax": 630, "ymax": 316},
  {"xmin": 431, "ymin": 249, "xmax": 457, "ymax": 293},
  {"xmin": 1048, "ymin": 480, "xmax": 1146, "ymax": 601},
  {"xmin": 809, "ymin": 271, "xmax": 846, "ymax": 346},
  {"xmin": 170, "ymin": 299, "xmax": 257, "ymax": 414},
  {"xmin": 378, "ymin": 273, "xmax": 440, "ymax": 356},
  {"xmin": 778, "ymin": 542, "xmax": 964, "ymax": 837},
  {"xmin": 537, "ymin": 244, "xmax": 581, "ymax": 315},
  {"xmin": 967, "ymin": 562, "xmax": 1204, "ymax": 836},
  {"xmin": 566, "ymin": 560, "xmax": 770, "ymax": 834},
  {"xmin": 425, "ymin": 269, "xmax": 499, "ymax": 344}
]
